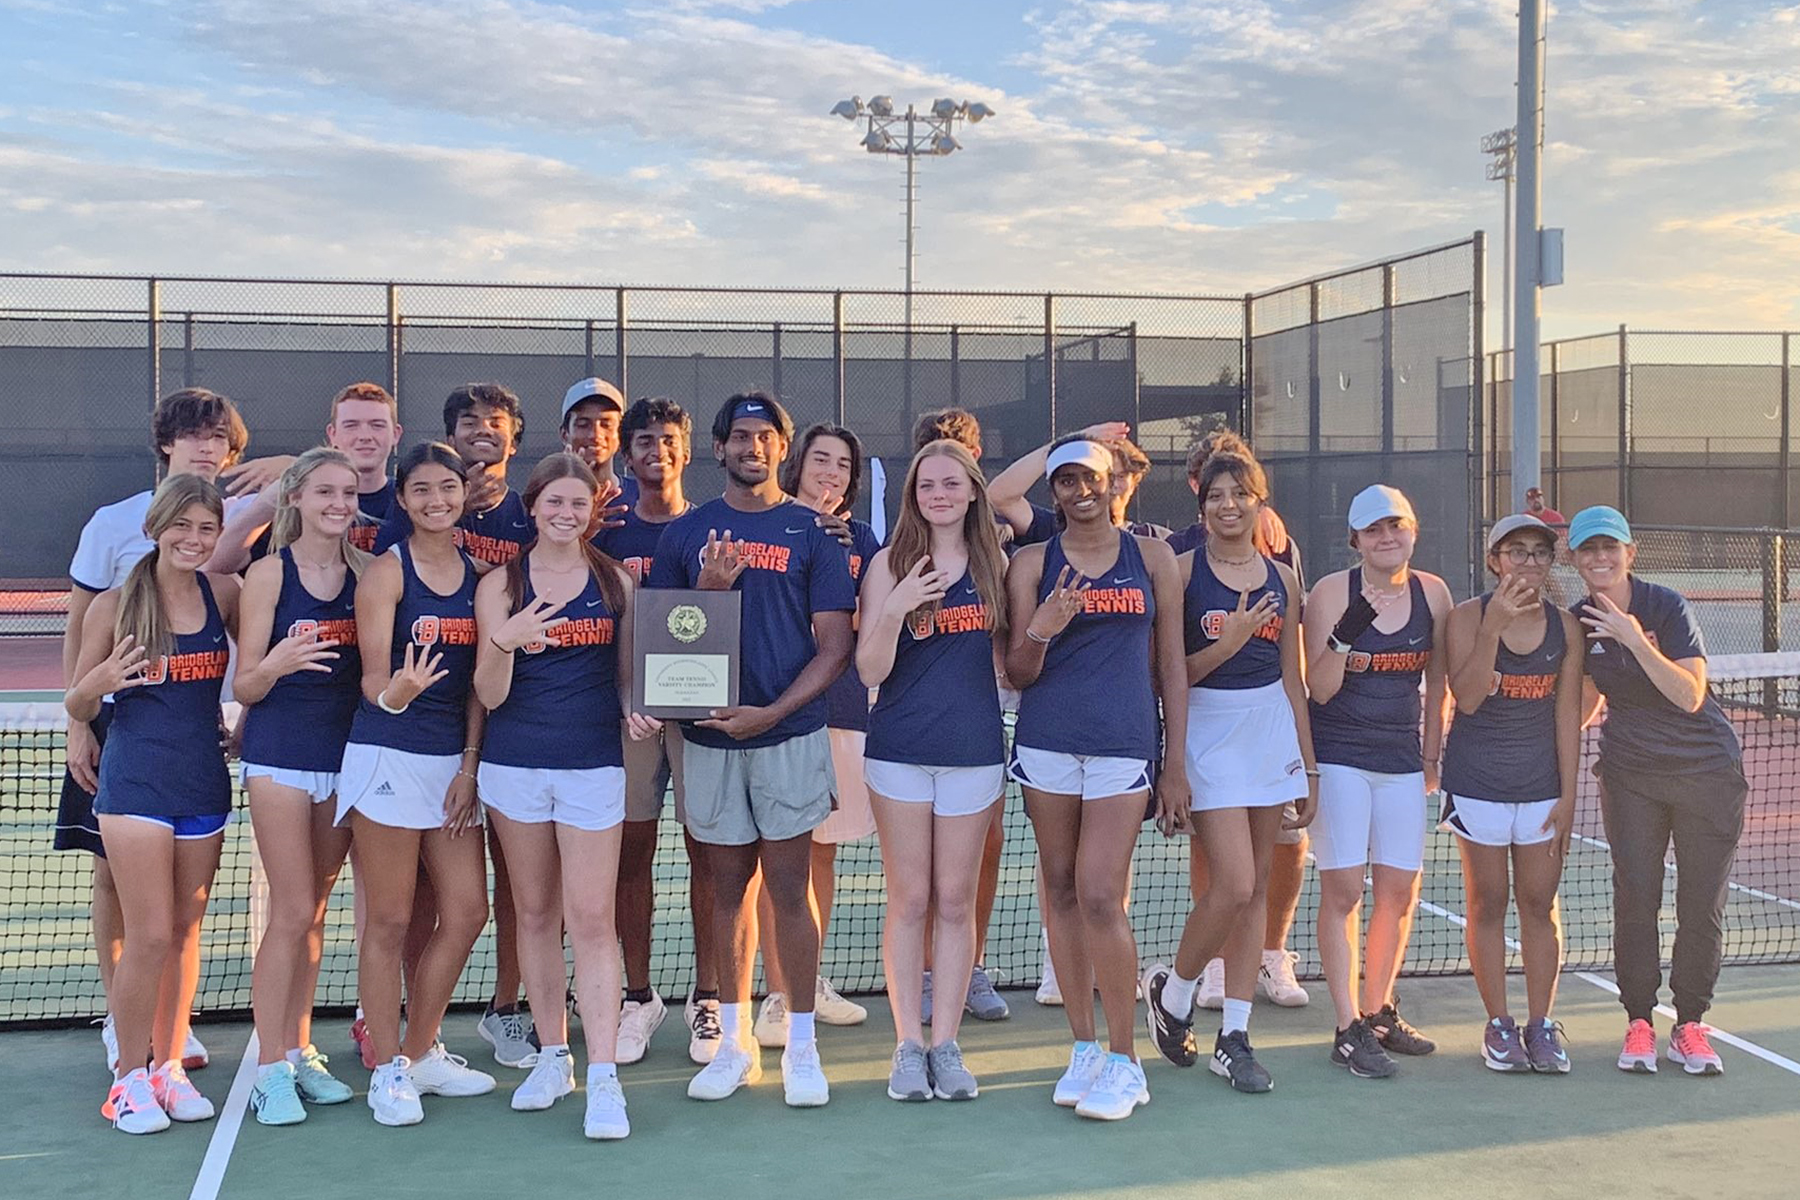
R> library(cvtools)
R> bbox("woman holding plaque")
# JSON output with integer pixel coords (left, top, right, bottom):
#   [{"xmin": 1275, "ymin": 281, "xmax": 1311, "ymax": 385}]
[
  {"xmin": 857, "ymin": 439, "xmax": 1010, "ymax": 1102},
  {"xmin": 475, "ymin": 452, "xmax": 639, "ymax": 1138},
  {"xmin": 1003, "ymin": 436, "xmax": 1190, "ymax": 1122}
]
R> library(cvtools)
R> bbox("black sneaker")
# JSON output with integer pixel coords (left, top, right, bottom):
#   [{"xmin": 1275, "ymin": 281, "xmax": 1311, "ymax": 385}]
[
  {"xmin": 1141, "ymin": 963, "xmax": 1197, "ymax": 1068},
  {"xmin": 1209, "ymin": 1030, "xmax": 1273, "ymax": 1093},
  {"xmin": 1329, "ymin": 1018, "xmax": 1398, "ymax": 1079},
  {"xmin": 1368, "ymin": 999, "xmax": 1436, "ymax": 1056}
]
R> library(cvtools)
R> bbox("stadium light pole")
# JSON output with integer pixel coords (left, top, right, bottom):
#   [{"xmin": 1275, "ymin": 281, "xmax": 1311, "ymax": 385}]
[
  {"xmin": 1512, "ymin": 0, "xmax": 1546, "ymax": 509},
  {"xmin": 1481, "ymin": 127, "xmax": 1516, "ymax": 358},
  {"xmin": 831, "ymin": 95, "xmax": 996, "ymax": 331}
]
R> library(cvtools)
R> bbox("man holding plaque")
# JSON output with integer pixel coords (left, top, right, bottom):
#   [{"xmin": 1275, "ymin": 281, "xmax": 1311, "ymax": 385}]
[{"xmin": 646, "ymin": 392, "xmax": 856, "ymax": 1108}]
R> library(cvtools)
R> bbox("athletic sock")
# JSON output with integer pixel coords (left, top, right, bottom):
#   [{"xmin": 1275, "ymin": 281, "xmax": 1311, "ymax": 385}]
[
  {"xmin": 1221, "ymin": 999, "xmax": 1252, "ymax": 1036},
  {"xmin": 719, "ymin": 1002, "xmax": 747, "ymax": 1050},
  {"xmin": 284, "ymin": 1047, "xmax": 304, "ymax": 1067},
  {"xmin": 788, "ymin": 1010, "xmax": 816, "ymax": 1048},
  {"xmin": 692, "ymin": 988, "xmax": 720, "ymax": 1002},
  {"xmin": 1163, "ymin": 970, "xmax": 1199, "ymax": 1020},
  {"xmin": 540, "ymin": 1043, "xmax": 570, "ymax": 1058},
  {"xmin": 624, "ymin": 988, "xmax": 654, "ymax": 1005},
  {"xmin": 587, "ymin": 1062, "xmax": 618, "ymax": 1082},
  {"xmin": 1074, "ymin": 1039, "xmax": 1099, "ymax": 1055}
]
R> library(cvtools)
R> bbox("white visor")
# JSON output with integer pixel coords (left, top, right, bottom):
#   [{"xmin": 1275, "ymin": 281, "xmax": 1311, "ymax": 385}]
[{"xmin": 1045, "ymin": 440, "xmax": 1113, "ymax": 480}]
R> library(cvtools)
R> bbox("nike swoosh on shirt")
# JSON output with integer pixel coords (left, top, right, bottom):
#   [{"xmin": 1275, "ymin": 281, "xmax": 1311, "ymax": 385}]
[
  {"xmin": 1113, "ymin": 576, "xmax": 1133, "ymax": 585},
  {"xmin": 211, "ymin": 634, "xmax": 224, "ymax": 644},
  {"xmin": 1407, "ymin": 636, "xmax": 1425, "ymax": 646},
  {"xmin": 511, "ymin": 521, "xmax": 531, "ymax": 530},
  {"xmin": 586, "ymin": 598, "xmax": 603, "ymax": 608},
  {"xmin": 785, "ymin": 526, "xmax": 808, "ymax": 534}
]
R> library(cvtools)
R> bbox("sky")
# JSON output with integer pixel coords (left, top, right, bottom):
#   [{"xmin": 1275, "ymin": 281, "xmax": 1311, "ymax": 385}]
[{"xmin": 1, "ymin": 0, "xmax": 1797, "ymax": 339}]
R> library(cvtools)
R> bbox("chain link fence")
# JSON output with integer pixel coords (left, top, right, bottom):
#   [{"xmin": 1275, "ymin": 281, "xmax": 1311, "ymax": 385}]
[{"xmin": 1488, "ymin": 329, "xmax": 1797, "ymax": 530}]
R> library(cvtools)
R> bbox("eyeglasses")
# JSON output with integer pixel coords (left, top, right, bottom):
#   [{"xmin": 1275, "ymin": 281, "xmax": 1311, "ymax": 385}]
[{"xmin": 1500, "ymin": 545, "xmax": 1555, "ymax": 565}]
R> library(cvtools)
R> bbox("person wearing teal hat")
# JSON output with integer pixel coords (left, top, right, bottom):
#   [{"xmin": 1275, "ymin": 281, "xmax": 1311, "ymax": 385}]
[{"xmin": 1566, "ymin": 506, "xmax": 1746, "ymax": 1078}]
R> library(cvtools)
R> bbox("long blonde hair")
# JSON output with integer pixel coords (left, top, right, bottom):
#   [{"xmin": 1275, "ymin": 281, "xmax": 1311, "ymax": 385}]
[
  {"xmin": 885, "ymin": 440, "xmax": 1008, "ymax": 637},
  {"xmin": 114, "ymin": 474, "xmax": 225, "ymax": 661},
  {"xmin": 269, "ymin": 447, "xmax": 372, "ymax": 576}
]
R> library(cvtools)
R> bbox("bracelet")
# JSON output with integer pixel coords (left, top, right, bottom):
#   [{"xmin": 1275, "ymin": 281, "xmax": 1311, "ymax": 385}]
[
  {"xmin": 462, "ymin": 745, "xmax": 480, "ymax": 756},
  {"xmin": 455, "ymin": 768, "xmax": 476, "ymax": 781},
  {"xmin": 1025, "ymin": 629, "xmax": 1053, "ymax": 645},
  {"xmin": 375, "ymin": 688, "xmax": 409, "ymax": 715},
  {"xmin": 1303, "ymin": 768, "xmax": 1321, "ymax": 778},
  {"xmin": 490, "ymin": 636, "xmax": 514, "ymax": 654}
]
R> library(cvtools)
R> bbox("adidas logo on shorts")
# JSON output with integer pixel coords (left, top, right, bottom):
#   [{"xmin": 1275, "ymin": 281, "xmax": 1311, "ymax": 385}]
[
  {"xmin": 374, "ymin": 782, "xmax": 396, "ymax": 796},
  {"xmin": 1285, "ymin": 760, "xmax": 1303, "ymax": 776}
]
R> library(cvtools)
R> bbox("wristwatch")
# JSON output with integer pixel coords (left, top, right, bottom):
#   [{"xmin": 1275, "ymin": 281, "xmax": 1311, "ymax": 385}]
[{"xmin": 1326, "ymin": 633, "xmax": 1353, "ymax": 655}]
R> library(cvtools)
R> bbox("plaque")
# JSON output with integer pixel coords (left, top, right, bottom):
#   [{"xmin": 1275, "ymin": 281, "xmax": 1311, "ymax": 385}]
[{"xmin": 633, "ymin": 588, "xmax": 741, "ymax": 719}]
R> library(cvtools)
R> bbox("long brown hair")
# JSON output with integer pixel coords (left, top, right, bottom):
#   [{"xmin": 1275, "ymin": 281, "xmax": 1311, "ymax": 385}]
[
  {"xmin": 115, "ymin": 474, "xmax": 225, "ymax": 661},
  {"xmin": 270, "ymin": 447, "xmax": 372, "ymax": 577},
  {"xmin": 505, "ymin": 453, "xmax": 628, "ymax": 617},
  {"xmin": 885, "ymin": 440, "xmax": 1007, "ymax": 637}
]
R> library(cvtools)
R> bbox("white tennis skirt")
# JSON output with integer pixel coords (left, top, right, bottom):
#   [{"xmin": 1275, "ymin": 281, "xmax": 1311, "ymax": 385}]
[{"xmin": 1184, "ymin": 681, "xmax": 1308, "ymax": 812}]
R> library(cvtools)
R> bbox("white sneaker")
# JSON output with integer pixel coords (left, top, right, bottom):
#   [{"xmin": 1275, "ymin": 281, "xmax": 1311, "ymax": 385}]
[
  {"xmin": 182, "ymin": 1029, "xmax": 209, "ymax": 1071},
  {"xmin": 1075, "ymin": 1055, "xmax": 1149, "ymax": 1121},
  {"xmin": 781, "ymin": 1041, "xmax": 830, "ymax": 1107},
  {"xmin": 408, "ymin": 1043, "xmax": 496, "ymax": 1097},
  {"xmin": 1197, "ymin": 958, "xmax": 1226, "ymax": 1011},
  {"xmin": 617, "ymin": 992, "xmax": 667, "ymax": 1065},
  {"xmin": 105, "ymin": 1067, "xmax": 170, "ymax": 1135},
  {"xmin": 100, "ymin": 1013, "xmax": 120, "ymax": 1074},
  {"xmin": 584, "ymin": 1069, "xmax": 630, "ymax": 1140},
  {"xmin": 1036, "ymin": 929, "xmax": 1064, "ymax": 1006},
  {"xmin": 151, "ymin": 1061, "xmax": 215, "ymax": 1122},
  {"xmin": 368, "ymin": 1057, "xmax": 423, "ymax": 1127},
  {"xmin": 1052, "ymin": 1042, "xmax": 1108, "ymax": 1107},
  {"xmin": 687, "ymin": 994, "xmax": 722, "ymax": 1065},
  {"xmin": 754, "ymin": 993, "xmax": 790, "ymax": 1048},
  {"xmin": 688, "ymin": 1042, "xmax": 761, "ymax": 1100},
  {"xmin": 1257, "ymin": 949, "xmax": 1310, "ymax": 1007},
  {"xmin": 510, "ymin": 1048, "xmax": 575, "ymax": 1111},
  {"xmin": 814, "ymin": 976, "xmax": 868, "ymax": 1026}
]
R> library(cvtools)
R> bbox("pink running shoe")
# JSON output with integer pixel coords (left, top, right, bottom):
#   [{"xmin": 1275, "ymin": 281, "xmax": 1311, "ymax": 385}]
[
  {"xmin": 1668, "ymin": 1021, "xmax": 1724, "ymax": 1076},
  {"xmin": 1617, "ymin": 1018, "xmax": 1657, "ymax": 1074}
]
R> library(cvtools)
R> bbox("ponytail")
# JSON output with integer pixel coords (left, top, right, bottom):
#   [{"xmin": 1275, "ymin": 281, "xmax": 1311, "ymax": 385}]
[{"xmin": 115, "ymin": 474, "xmax": 224, "ymax": 661}]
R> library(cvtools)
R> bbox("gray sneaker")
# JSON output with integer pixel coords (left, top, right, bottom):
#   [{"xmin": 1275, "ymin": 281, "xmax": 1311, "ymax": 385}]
[
  {"xmin": 887, "ymin": 1039, "xmax": 931, "ymax": 1102},
  {"xmin": 927, "ymin": 1040, "xmax": 979, "ymax": 1100},
  {"xmin": 1482, "ymin": 1016, "xmax": 1530, "ymax": 1072},
  {"xmin": 1523, "ymin": 1019, "xmax": 1571, "ymax": 1074},
  {"xmin": 965, "ymin": 965, "xmax": 1010, "ymax": 1022},
  {"xmin": 476, "ymin": 1003, "xmax": 540, "ymax": 1068}
]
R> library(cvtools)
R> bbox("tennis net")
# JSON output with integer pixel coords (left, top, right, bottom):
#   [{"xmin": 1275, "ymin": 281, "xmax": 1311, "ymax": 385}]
[{"xmin": 3, "ymin": 654, "xmax": 1798, "ymax": 1027}]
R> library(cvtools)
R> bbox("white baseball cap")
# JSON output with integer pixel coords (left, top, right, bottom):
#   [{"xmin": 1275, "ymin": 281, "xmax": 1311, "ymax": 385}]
[
  {"xmin": 561, "ymin": 378, "xmax": 625, "ymax": 421},
  {"xmin": 1045, "ymin": 440, "xmax": 1112, "ymax": 479},
  {"xmin": 1346, "ymin": 484, "xmax": 1416, "ymax": 531},
  {"xmin": 1486, "ymin": 512, "xmax": 1553, "ymax": 550}
]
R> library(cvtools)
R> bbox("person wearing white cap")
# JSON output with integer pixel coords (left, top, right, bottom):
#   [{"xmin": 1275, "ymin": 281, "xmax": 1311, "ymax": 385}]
[
  {"xmin": 983, "ymin": 421, "xmax": 1134, "ymax": 547},
  {"xmin": 1440, "ymin": 514, "xmax": 1583, "ymax": 1074},
  {"xmin": 1003, "ymin": 436, "xmax": 1190, "ymax": 1121},
  {"xmin": 1303, "ymin": 483, "xmax": 1453, "ymax": 1078},
  {"xmin": 560, "ymin": 378, "xmax": 634, "ymax": 510},
  {"xmin": 1564, "ymin": 506, "xmax": 1745, "ymax": 1078}
]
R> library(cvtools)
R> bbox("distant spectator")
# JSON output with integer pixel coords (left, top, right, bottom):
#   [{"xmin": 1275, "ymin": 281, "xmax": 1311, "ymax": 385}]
[{"xmin": 1523, "ymin": 487, "xmax": 1565, "ymax": 526}]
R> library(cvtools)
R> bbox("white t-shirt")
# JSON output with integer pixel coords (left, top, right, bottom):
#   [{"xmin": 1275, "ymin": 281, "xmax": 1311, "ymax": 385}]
[{"xmin": 68, "ymin": 489, "xmax": 258, "ymax": 591}]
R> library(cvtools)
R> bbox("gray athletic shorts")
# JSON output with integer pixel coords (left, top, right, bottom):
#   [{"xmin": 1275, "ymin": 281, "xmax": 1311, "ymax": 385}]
[{"xmin": 680, "ymin": 727, "xmax": 834, "ymax": 846}]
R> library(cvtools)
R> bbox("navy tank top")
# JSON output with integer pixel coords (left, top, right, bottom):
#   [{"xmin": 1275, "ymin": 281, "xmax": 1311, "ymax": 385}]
[
  {"xmin": 866, "ymin": 568, "xmax": 1006, "ymax": 767},
  {"xmin": 1015, "ymin": 531, "xmax": 1158, "ymax": 760},
  {"xmin": 95, "ymin": 574, "xmax": 232, "ymax": 818},
  {"xmin": 482, "ymin": 560, "xmax": 624, "ymax": 770},
  {"xmin": 1309, "ymin": 569, "xmax": 1433, "ymax": 774},
  {"xmin": 825, "ymin": 519, "xmax": 882, "ymax": 732},
  {"xmin": 1441, "ymin": 597, "xmax": 1564, "ymax": 803},
  {"xmin": 347, "ymin": 541, "xmax": 478, "ymax": 756},
  {"xmin": 1183, "ymin": 553, "xmax": 1287, "ymax": 690},
  {"xmin": 240, "ymin": 549, "xmax": 362, "ymax": 772}
]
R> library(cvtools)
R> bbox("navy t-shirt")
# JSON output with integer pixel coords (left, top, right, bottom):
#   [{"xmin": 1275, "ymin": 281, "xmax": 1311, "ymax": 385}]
[
  {"xmin": 1011, "ymin": 503, "xmax": 1059, "ymax": 550},
  {"xmin": 824, "ymin": 518, "xmax": 881, "ymax": 731},
  {"xmin": 647, "ymin": 497, "xmax": 857, "ymax": 749},
  {"xmin": 593, "ymin": 502, "xmax": 689, "ymax": 584},
  {"xmin": 349, "ymin": 480, "xmax": 399, "ymax": 554},
  {"xmin": 1576, "ymin": 577, "xmax": 1741, "ymax": 775},
  {"xmin": 375, "ymin": 489, "xmax": 532, "ymax": 569}
]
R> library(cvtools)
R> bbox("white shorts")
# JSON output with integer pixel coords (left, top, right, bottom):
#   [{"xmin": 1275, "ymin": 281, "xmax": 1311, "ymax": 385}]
[
  {"xmin": 478, "ymin": 763, "xmax": 626, "ymax": 833},
  {"xmin": 1310, "ymin": 763, "xmax": 1426, "ymax": 873},
  {"xmin": 864, "ymin": 759, "xmax": 1005, "ymax": 818},
  {"xmin": 335, "ymin": 743, "xmax": 470, "ymax": 830},
  {"xmin": 1440, "ymin": 793, "xmax": 1558, "ymax": 848},
  {"xmin": 1184, "ymin": 682, "xmax": 1307, "ymax": 813},
  {"xmin": 241, "ymin": 763, "xmax": 338, "ymax": 805},
  {"xmin": 813, "ymin": 728, "xmax": 877, "ymax": 844},
  {"xmin": 1008, "ymin": 745, "xmax": 1150, "ymax": 801}
]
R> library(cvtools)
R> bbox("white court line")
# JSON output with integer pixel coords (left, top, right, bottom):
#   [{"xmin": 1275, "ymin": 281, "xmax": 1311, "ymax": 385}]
[
  {"xmin": 1414, "ymin": 897, "xmax": 1800, "ymax": 1079},
  {"xmin": 1569, "ymin": 831, "xmax": 1800, "ymax": 914},
  {"xmin": 187, "ymin": 1031, "xmax": 260, "ymax": 1200}
]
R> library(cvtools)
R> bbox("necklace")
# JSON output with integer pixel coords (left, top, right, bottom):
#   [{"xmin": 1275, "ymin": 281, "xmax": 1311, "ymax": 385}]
[{"xmin": 1207, "ymin": 547, "xmax": 1258, "ymax": 568}]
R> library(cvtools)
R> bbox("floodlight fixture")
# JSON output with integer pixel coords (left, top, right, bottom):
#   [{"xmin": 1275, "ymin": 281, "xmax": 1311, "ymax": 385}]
[
  {"xmin": 965, "ymin": 102, "xmax": 994, "ymax": 122},
  {"xmin": 931, "ymin": 97, "xmax": 959, "ymax": 119},
  {"xmin": 868, "ymin": 95, "xmax": 894, "ymax": 116},
  {"xmin": 831, "ymin": 97, "xmax": 864, "ymax": 120}
]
